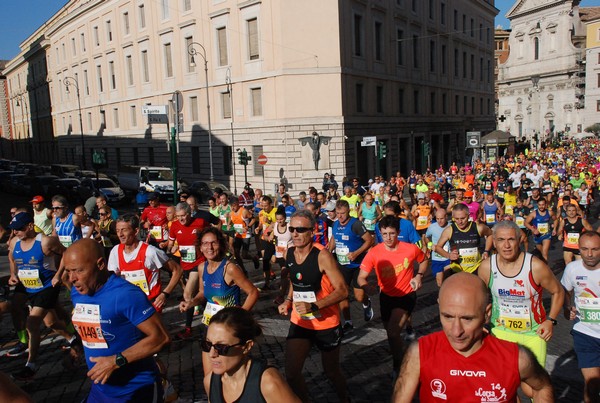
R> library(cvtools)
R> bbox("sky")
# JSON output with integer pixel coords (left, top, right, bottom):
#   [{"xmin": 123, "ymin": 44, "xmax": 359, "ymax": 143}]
[{"xmin": 0, "ymin": 0, "xmax": 598, "ymax": 60}]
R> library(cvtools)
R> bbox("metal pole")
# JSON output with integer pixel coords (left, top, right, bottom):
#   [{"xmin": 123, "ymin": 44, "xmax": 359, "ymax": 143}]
[
  {"xmin": 171, "ymin": 127, "xmax": 178, "ymax": 204},
  {"xmin": 187, "ymin": 42, "xmax": 214, "ymax": 181},
  {"xmin": 226, "ymin": 69, "xmax": 236, "ymax": 194},
  {"xmin": 64, "ymin": 76, "xmax": 86, "ymax": 169}
]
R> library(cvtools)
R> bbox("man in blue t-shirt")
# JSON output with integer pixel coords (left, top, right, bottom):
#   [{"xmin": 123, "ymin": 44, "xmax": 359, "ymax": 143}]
[{"xmin": 63, "ymin": 239, "xmax": 170, "ymax": 401}]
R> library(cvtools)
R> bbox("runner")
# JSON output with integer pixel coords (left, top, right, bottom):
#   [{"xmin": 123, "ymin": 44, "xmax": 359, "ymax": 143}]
[
  {"xmin": 392, "ymin": 273, "xmax": 553, "ymax": 402},
  {"xmin": 480, "ymin": 191, "xmax": 502, "ymax": 228},
  {"xmin": 51, "ymin": 195, "xmax": 83, "ymax": 248},
  {"xmin": 425, "ymin": 208, "xmax": 451, "ymax": 287},
  {"xmin": 229, "ymin": 199, "xmax": 260, "ymax": 273},
  {"xmin": 339, "ymin": 186, "xmax": 360, "ymax": 218},
  {"xmin": 556, "ymin": 203, "xmax": 593, "ymax": 265},
  {"xmin": 267, "ymin": 207, "xmax": 293, "ymax": 305},
  {"xmin": 434, "ymin": 203, "xmax": 493, "ymax": 276},
  {"xmin": 358, "ymin": 215, "xmax": 427, "ymax": 377},
  {"xmin": 561, "ymin": 231, "xmax": 600, "ymax": 403},
  {"xmin": 255, "ymin": 196, "xmax": 277, "ymax": 290},
  {"xmin": 63, "ymin": 239, "xmax": 169, "ymax": 402},
  {"xmin": 358, "ymin": 193, "xmax": 381, "ymax": 234},
  {"xmin": 328, "ymin": 200, "xmax": 374, "ymax": 332},
  {"xmin": 30, "ymin": 196, "xmax": 52, "ymax": 236},
  {"xmin": 277, "ymin": 210, "xmax": 349, "ymax": 403},
  {"xmin": 411, "ymin": 194, "xmax": 432, "ymax": 237},
  {"xmin": 140, "ymin": 192, "xmax": 169, "ymax": 245},
  {"xmin": 478, "ymin": 220, "xmax": 564, "ymax": 397},
  {"xmin": 525, "ymin": 198, "xmax": 555, "ymax": 262},
  {"xmin": 513, "ymin": 198, "xmax": 531, "ymax": 252}
]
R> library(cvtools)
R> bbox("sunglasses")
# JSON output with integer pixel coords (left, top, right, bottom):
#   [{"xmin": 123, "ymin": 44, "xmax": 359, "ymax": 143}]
[
  {"xmin": 289, "ymin": 226, "xmax": 312, "ymax": 233},
  {"xmin": 99, "ymin": 213, "xmax": 108, "ymax": 216},
  {"xmin": 52, "ymin": 206, "xmax": 65, "ymax": 210},
  {"xmin": 200, "ymin": 339, "xmax": 245, "ymax": 356}
]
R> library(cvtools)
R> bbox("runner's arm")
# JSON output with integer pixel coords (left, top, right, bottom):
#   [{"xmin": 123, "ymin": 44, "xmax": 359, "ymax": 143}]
[
  {"xmin": 518, "ymin": 345, "xmax": 554, "ymax": 402},
  {"xmin": 563, "ymin": 288, "xmax": 576, "ymax": 320},
  {"xmin": 392, "ymin": 341, "xmax": 420, "ymax": 403},
  {"xmin": 582, "ymin": 219, "xmax": 594, "ymax": 232},
  {"xmin": 532, "ymin": 257, "xmax": 564, "ymax": 341},
  {"xmin": 434, "ymin": 227, "xmax": 452, "ymax": 259},
  {"xmin": 160, "ymin": 259, "xmax": 183, "ymax": 297},
  {"xmin": 314, "ymin": 249, "xmax": 348, "ymax": 310},
  {"xmin": 259, "ymin": 367, "xmax": 302, "ymax": 403},
  {"xmin": 226, "ymin": 262, "xmax": 259, "ymax": 311}
]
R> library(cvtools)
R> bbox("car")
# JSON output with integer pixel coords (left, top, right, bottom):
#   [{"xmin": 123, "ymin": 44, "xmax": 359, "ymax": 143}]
[
  {"xmin": 28, "ymin": 175, "xmax": 59, "ymax": 197},
  {"xmin": 77, "ymin": 177, "xmax": 126, "ymax": 205},
  {"xmin": 75, "ymin": 170, "xmax": 109, "ymax": 179},
  {"xmin": 186, "ymin": 180, "xmax": 234, "ymax": 204},
  {"xmin": 50, "ymin": 164, "xmax": 79, "ymax": 178},
  {"xmin": 14, "ymin": 163, "xmax": 36, "ymax": 175},
  {"xmin": 0, "ymin": 159, "xmax": 20, "ymax": 172},
  {"xmin": 47, "ymin": 178, "xmax": 82, "ymax": 205}
]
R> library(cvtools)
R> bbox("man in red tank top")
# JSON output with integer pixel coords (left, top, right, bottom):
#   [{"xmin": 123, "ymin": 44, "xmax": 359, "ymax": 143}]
[{"xmin": 392, "ymin": 272, "xmax": 553, "ymax": 403}]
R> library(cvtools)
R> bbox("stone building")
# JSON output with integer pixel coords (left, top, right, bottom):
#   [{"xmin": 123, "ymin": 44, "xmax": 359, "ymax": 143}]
[
  {"xmin": 581, "ymin": 7, "xmax": 600, "ymax": 130},
  {"xmin": 497, "ymin": 0, "xmax": 588, "ymax": 146},
  {"xmin": 4, "ymin": 0, "xmax": 497, "ymax": 195}
]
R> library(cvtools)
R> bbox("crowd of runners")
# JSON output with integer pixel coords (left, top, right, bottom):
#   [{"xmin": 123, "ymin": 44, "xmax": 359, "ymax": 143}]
[{"xmin": 1, "ymin": 138, "xmax": 600, "ymax": 402}]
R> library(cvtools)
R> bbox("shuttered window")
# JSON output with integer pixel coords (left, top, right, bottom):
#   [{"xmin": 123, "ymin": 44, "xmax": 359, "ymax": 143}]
[{"xmin": 247, "ymin": 18, "xmax": 259, "ymax": 60}]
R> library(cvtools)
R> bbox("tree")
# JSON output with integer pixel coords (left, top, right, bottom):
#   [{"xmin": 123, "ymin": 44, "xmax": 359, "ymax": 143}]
[{"xmin": 585, "ymin": 123, "xmax": 600, "ymax": 135}]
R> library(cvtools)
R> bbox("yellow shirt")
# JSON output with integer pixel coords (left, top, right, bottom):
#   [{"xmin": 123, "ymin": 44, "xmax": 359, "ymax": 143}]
[{"xmin": 340, "ymin": 194, "xmax": 361, "ymax": 218}]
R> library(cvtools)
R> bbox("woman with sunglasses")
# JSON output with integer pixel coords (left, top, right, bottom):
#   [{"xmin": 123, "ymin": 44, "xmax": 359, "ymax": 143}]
[
  {"xmin": 94, "ymin": 205, "xmax": 118, "ymax": 256},
  {"xmin": 179, "ymin": 227, "xmax": 259, "ymax": 379},
  {"xmin": 204, "ymin": 307, "xmax": 299, "ymax": 402}
]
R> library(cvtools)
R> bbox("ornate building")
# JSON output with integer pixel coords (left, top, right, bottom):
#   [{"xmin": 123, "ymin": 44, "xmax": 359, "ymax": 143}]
[
  {"xmin": 581, "ymin": 7, "xmax": 600, "ymax": 130},
  {"xmin": 497, "ymin": 0, "xmax": 587, "ymax": 145}
]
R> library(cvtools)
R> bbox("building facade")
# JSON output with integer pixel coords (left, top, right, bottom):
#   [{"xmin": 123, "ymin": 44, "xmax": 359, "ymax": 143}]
[
  {"xmin": 581, "ymin": 7, "xmax": 600, "ymax": 130},
  {"xmin": 4, "ymin": 0, "xmax": 497, "ymax": 195},
  {"xmin": 497, "ymin": 0, "xmax": 587, "ymax": 145}
]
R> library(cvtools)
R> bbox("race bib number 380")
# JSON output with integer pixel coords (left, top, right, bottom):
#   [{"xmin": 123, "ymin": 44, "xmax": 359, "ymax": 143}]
[{"xmin": 72, "ymin": 303, "xmax": 108, "ymax": 349}]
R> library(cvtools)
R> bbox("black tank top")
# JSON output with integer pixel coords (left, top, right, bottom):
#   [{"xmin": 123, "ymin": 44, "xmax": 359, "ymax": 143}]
[
  {"xmin": 209, "ymin": 359, "xmax": 268, "ymax": 403},
  {"xmin": 287, "ymin": 245, "xmax": 323, "ymax": 294},
  {"xmin": 564, "ymin": 217, "xmax": 584, "ymax": 235},
  {"xmin": 450, "ymin": 221, "xmax": 480, "ymax": 250}
]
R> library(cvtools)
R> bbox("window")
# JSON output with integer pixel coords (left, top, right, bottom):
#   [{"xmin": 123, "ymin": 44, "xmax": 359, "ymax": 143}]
[
  {"xmin": 71, "ymin": 38, "xmax": 76, "ymax": 56},
  {"xmin": 412, "ymin": 0, "xmax": 417, "ymax": 12},
  {"xmin": 83, "ymin": 70, "xmax": 89, "ymax": 95},
  {"xmin": 470, "ymin": 18, "xmax": 474, "ymax": 37},
  {"xmin": 97, "ymin": 65, "xmax": 103, "ymax": 92},
  {"xmin": 413, "ymin": 90, "xmax": 419, "ymax": 114},
  {"xmin": 441, "ymin": 45, "xmax": 447, "ymax": 74},
  {"xmin": 413, "ymin": 35, "xmax": 419, "ymax": 68},
  {"xmin": 463, "ymin": 51, "xmax": 467, "ymax": 78},
  {"xmin": 374, "ymin": 22, "xmax": 383, "ymax": 61},
  {"xmin": 62, "ymin": 43, "xmax": 66, "ymax": 60},
  {"xmin": 100, "ymin": 109, "xmax": 106, "ymax": 128},
  {"xmin": 190, "ymin": 96, "xmax": 199, "ymax": 121},
  {"xmin": 141, "ymin": 50, "xmax": 149, "ymax": 82},
  {"xmin": 251, "ymin": 87, "xmax": 262, "ymax": 116},
  {"xmin": 223, "ymin": 146, "xmax": 232, "ymax": 176},
  {"xmin": 126, "ymin": 56, "xmax": 134, "ymax": 86},
  {"xmin": 463, "ymin": 96, "xmax": 467, "ymax": 114},
  {"xmin": 80, "ymin": 33, "xmax": 86, "ymax": 52},
  {"xmin": 479, "ymin": 57, "xmax": 483, "ymax": 81},
  {"xmin": 376, "ymin": 86, "xmax": 384, "ymax": 113},
  {"xmin": 109, "ymin": 61, "xmax": 116, "ymax": 90},
  {"xmin": 106, "ymin": 20, "xmax": 112, "ymax": 42},
  {"xmin": 597, "ymin": 100, "xmax": 600, "ymax": 112},
  {"xmin": 398, "ymin": 88, "xmax": 404, "ymax": 113},
  {"xmin": 442, "ymin": 93, "xmax": 447, "ymax": 114},
  {"xmin": 430, "ymin": 91, "xmax": 436, "ymax": 114},
  {"xmin": 185, "ymin": 37, "xmax": 195, "ymax": 73},
  {"xmin": 454, "ymin": 48, "xmax": 459, "ymax": 77},
  {"xmin": 429, "ymin": 40, "xmax": 435, "ymax": 72},
  {"xmin": 87, "ymin": 112, "xmax": 92, "ymax": 130},
  {"xmin": 471, "ymin": 97, "xmax": 475, "ymax": 114},
  {"xmin": 217, "ymin": 27, "xmax": 228, "ymax": 66},
  {"xmin": 470, "ymin": 54, "xmax": 474, "ymax": 79},
  {"xmin": 455, "ymin": 95, "xmax": 459, "ymax": 114},
  {"xmin": 597, "ymin": 73, "xmax": 600, "ymax": 88},
  {"xmin": 354, "ymin": 14, "xmax": 363, "ymax": 57},
  {"xmin": 148, "ymin": 148, "xmax": 155, "ymax": 166},
  {"xmin": 429, "ymin": 0, "xmax": 434, "ymax": 19},
  {"xmin": 183, "ymin": 0, "xmax": 191, "ymax": 12},
  {"xmin": 139, "ymin": 4, "xmax": 146, "ymax": 28},
  {"xmin": 130, "ymin": 105, "xmax": 137, "ymax": 127},
  {"xmin": 222, "ymin": 92, "xmax": 232, "ymax": 119},
  {"xmin": 441, "ymin": 3, "xmax": 446, "ymax": 25},
  {"xmin": 396, "ymin": 29, "xmax": 404, "ymax": 65},
  {"xmin": 123, "ymin": 12, "xmax": 130, "ymax": 35},
  {"xmin": 534, "ymin": 37, "xmax": 540, "ymax": 60},
  {"xmin": 93, "ymin": 26, "xmax": 99, "ymax": 46},
  {"xmin": 164, "ymin": 43, "xmax": 173, "ymax": 78},
  {"xmin": 356, "ymin": 83, "xmax": 364, "ymax": 112},
  {"xmin": 462, "ymin": 14, "xmax": 466, "ymax": 34},
  {"xmin": 113, "ymin": 108, "xmax": 119, "ymax": 129},
  {"xmin": 487, "ymin": 98, "xmax": 491, "ymax": 115},
  {"xmin": 453, "ymin": 10, "xmax": 458, "ymax": 30},
  {"xmin": 247, "ymin": 18, "xmax": 259, "ymax": 60},
  {"xmin": 479, "ymin": 23, "xmax": 483, "ymax": 41},
  {"xmin": 161, "ymin": 0, "xmax": 170, "ymax": 19}
]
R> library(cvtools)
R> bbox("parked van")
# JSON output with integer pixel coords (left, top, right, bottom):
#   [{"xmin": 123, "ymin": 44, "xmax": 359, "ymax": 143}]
[
  {"xmin": 117, "ymin": 165, "xmax": 180, "ymax": 197},
  {"xmin": 51, "ymin": 164, "xmax": 79, "ymax": 178}
]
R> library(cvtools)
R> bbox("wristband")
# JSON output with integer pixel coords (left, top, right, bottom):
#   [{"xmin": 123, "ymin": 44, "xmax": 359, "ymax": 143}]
[
  {"xmin": 416, "ymin": 272, "xmax": 424, "ymax": 277},
  {"xmin": 161, "ymin": 291, "xmax": 170, "ymax": 298},
  {"xmin": 285, "ymin": 296, "xmax": 293, "ymax": 302}
]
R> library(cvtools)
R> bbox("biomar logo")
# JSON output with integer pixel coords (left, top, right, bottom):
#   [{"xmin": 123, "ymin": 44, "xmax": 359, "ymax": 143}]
[{"xmin": 498, "ymin": 288, "xmax": 525, "ymax": 297}]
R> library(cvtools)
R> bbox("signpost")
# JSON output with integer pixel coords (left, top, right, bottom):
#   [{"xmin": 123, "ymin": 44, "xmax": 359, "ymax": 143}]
[
  {"xmin": 142, "ymin": 105, "xmax": 168, "ymax": 115},
  {"xmin": 258, "ymin": 154, "xmax": 267, "ymax": 192}
]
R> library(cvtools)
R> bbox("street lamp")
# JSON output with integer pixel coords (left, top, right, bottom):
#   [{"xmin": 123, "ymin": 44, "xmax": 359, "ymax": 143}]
[
  {"xmin": 15, "ymin": 94, "xmax": 32, "ymax": 162},
  {"xmin": 187, "ymin": 42, "xmax": 214, "ymax": 181},
  {"xmin": 63, "ymin": 76, "xmax": 86, "ymax": 169},
  {"xmin": 225, "ymin": 68, "xmax": 237, "ymax": 194}
]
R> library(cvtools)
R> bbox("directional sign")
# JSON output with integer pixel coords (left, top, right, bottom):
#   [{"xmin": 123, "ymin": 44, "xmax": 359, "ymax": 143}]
[
  {"xmin": 148, "ymin": 114, "xmax": 168, "ymax": 124},
  {"xmin": 257, "ymin": 155, "xmax": 268, "ymax": 165},
  {"xmin": 142, "ymin": 105, "xmax": 168, "ymax": 115},
  {"xmin": 361, "ymin": 136, "xmax": 376, "ymax": 147}
]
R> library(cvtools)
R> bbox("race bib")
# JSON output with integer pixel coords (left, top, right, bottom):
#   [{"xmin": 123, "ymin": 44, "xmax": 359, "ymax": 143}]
[
  {"xmin": 18, "ymin": 269, "xmax": 43, "ymax": 290},
  {"xmin": 499, "ymin": 303, "xmax": 531, "ymax": 332},
  {"xmin": 121, "ymin": 269, "xmax": 150, "ymax": 295},
  {"xmin": 363, "ymin": 218, "xmax": 374, "ymax": 231},
  {"xmin": 59, "ymin": 235, "xmax": 73, "ymax": 247},
  {"xmin": 336, "ymin": 246, "xmax": 350, "ymax": 265},
  {"xmin": 150, "ymin": 226, "xmax": 163, "ymax": 240},
  {"xmin": 293, "ymin": 291, "xmax": 321, "ymax": 320},
  {"xmin": 417, "ymin": 216, "xmax": 428, "ymax": 227},
  {"xmin": 179, "ymin": 245, "xmax": 196, "ymax": 263},
  {"xmin": 567, "ymin": 232, "xmax": 580, "ymax": 245},
  {"xmin": 485, "ymin": 214, "xmax": 495, "ymax": 224},
  {"xmin": 577, "ymin": 297, "xmax": 600, "ymax": 323},
  {"xmin": 202, "ymin": 302, "xmax": 225, "ymax": 326},
  {"xmin": 275, "ymin": 240, "xmax": 288, "ymax": 259},
  {"xmin": 497, "ymin": 191, "xmax": 505, "ymax": 198},
  {"xmin": 505, "ymin": 205, "xmax": 514, "ymax": 215},
  {"xmin": 537, "ymin": 222, "xmax": 549, "ymax": 235},
  {"xmin": 516, "ymin": 216, "xmax": 525, "ymax": 228},
  {"xmin": 72, "ymin": 303, "xmax": 108, "ymax": 349},
  {"xmin": 459, "ymin": 247, "xmax": 479, "ymax": 266}
]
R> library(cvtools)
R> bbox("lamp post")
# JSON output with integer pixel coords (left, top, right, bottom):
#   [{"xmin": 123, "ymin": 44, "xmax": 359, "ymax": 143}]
[
  {"xmin": 63, "ymin": 76, "xmax": 86, "ymax": 169},
  {"xmin": 225, "ymin": 68, "xmax": 237, "ymax": 194},
  {"xmin": 15, "ymin": 94, "xmax": 32, "ymax": 162},
  {"xmin": 187, "ymin": 42, "xmax": 214, "ymax": 181}
]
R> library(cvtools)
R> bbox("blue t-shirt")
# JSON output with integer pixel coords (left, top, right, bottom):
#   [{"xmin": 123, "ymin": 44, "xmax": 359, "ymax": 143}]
[
  {"xmin": 426, "ymin": 222, "xmax": 450, "ymax": 262},
  {"xmin": 71, "ymin": 275, "xmax": 159, "ymax": 398}
]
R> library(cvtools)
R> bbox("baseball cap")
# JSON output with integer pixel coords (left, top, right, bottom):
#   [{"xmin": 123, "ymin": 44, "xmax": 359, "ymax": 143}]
[
  {"xmin": 417, "ymin": 193, "xmax": 426, "ymax": 199},
  {"xmin": 324, "ymin": 201, "xmax": 337, "ymax": 211},
  {"xmin": 8, "ymin": 212, "xmax": 33, "ymax": 230},
  {"xmin": 30, "ymin": 195, "xmax": 44, "ymax": 203},
  {"xmin": 148, "ymin": 192, "xmax": 160, "ymax": 200},
  {"xmin": 464, "ymin": 191, "xmax": 474, "ymax": 197}
]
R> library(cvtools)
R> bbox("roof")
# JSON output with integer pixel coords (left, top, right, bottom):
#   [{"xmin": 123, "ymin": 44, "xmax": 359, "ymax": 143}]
[
  {"xmin": 580, "ymin": 7, "xmax": 600, "ymax": 23},
  {"xmin": 481, "ymin": 130, "xmax": 516, "ymax": 145}
]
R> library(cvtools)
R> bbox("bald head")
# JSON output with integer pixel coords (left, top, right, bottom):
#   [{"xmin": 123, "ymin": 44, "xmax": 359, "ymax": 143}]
[
  {"xmin": 64, "ymin": 239, "xmax": 107, "ymax": 295},
  {"xmin": 439, "ymin": 273, "xmax": 488, "ymax": 313}
]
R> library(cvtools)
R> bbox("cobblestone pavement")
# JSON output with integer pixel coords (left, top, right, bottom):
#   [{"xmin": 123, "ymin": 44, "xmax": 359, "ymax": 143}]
[{"xmin": 0, "ymin": 201, "xmax": 588, "ymax": 402}]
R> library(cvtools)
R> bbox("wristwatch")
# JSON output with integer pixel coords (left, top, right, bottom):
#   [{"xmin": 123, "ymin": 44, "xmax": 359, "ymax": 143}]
[
  {"xmin": 547, "ymin": 316, "xmax": 558, "ymax": 326},
  {"xmin": 115, "ymin": 353, "xmax": 128, "ymax": 367},
  {"xmin": 310, "ymin": 303, "xmax": 319, "ymax": 312}
]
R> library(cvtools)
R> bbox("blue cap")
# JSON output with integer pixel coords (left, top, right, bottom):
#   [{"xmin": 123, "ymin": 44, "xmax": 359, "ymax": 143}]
[{"xmin": 8, "ymin": 212, "xmax": 33, "ymax": 230}]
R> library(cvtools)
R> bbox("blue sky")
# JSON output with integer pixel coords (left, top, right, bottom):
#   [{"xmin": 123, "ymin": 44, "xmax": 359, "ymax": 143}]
[{"xmin": 0, "ymin": 0, "xmax": 597, "ymax": 60}]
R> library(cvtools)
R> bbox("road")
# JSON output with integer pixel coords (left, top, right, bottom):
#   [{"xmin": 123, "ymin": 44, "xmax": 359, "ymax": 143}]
[{"xmin": 0, "ymin": 192, "xmax": 587, "ymax": 402}]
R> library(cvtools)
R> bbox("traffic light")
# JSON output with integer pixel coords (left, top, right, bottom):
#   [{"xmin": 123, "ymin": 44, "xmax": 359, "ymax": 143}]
[
  {"xmin": 423, "ymin": 142, "xmax": 431, "ymax": 157},
  {"xmin": 238, "ymin": 149, "xmax": 252, "ymax": 165},
  {"xmin": 378, "ymin": 142, "xmax": 387, "ymax": 159}
]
